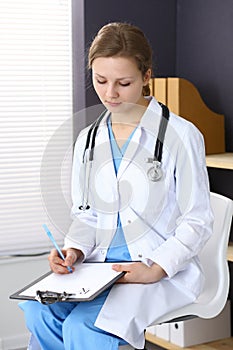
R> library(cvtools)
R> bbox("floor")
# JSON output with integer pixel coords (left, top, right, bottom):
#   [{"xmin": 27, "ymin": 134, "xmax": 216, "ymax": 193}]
[
  {"xmin": 122, "ymin": 342, "xmax": 163, "ymax": 350},
  {"xmin": 145, "ymin": 342, "xmax": 163, "ymax": 350},
  {"xmin": 17, "ymin": 342, "xmax": 163, "ymax": 350}
]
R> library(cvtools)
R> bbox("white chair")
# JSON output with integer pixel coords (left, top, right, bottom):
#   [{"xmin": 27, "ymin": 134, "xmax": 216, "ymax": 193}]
[
  {"xmin": 123, "ymin": 192, "xmax": 233, "ymax": 349},
  {"xmin": 150, "ymin": 191, "xmax": 233, "ymax": 326},
  {"xmin": 27, "ymin": 192, "xmax": 233, "ymax": 350}
]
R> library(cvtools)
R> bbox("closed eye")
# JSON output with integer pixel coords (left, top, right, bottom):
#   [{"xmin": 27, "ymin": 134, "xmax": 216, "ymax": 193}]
[
  {"xmin": 119, "ymin": 82, "xmax": 131, "ymax": 87},
  {"xmin": 97, "ymin": 80, "xmax": 106, "ymax": 84},
  {"xmin": 96, "ymin": 80, "xmax": 131, "ymax": 86}
]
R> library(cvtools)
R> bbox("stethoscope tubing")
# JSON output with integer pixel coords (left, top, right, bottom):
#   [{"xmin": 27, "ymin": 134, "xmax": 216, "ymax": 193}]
[{"xmin": 79, "ymin": 103, "xmax": 170, "ymax": 210}]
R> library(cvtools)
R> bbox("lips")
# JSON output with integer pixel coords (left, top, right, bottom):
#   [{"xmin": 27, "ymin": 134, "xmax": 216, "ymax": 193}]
[{"xmin": 106, "ymin": 101, "xmax": 122, "ymax": 107}]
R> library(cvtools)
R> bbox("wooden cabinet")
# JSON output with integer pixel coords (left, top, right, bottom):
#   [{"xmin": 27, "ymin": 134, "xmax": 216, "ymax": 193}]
[
  {"xmin": 151, "ymin": 77, "xmax": 226, "ymax": 155},
  {"xmin": 145, "ymin": 332, "xmax": 233, "ymax": 350},
  {"xmin": 206, "ymin": 153, "xmax": 233, "ymax": 170}
]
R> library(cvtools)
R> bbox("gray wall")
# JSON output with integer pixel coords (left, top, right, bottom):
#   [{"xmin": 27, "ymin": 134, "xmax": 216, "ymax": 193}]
[
  {"xmin": 176, "ymin": 0, "xmax": 233, "ymax": 152},
  {"xmin": 0, "ymin": 256, "xmax": 49, "ymax": 348}
]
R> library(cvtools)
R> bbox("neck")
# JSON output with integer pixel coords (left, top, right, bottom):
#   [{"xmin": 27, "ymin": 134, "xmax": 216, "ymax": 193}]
[{"xmin": 111, "ymin": 97, "xmax": 149, "ymax": 126}]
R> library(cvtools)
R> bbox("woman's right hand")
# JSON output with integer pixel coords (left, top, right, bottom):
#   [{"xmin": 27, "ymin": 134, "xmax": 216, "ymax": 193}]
[{"xmin": 48, "ymin": 248, "xmax": 83, "ymax": 274}]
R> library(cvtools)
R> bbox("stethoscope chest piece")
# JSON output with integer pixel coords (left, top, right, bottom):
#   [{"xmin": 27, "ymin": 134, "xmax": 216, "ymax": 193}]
[{"xmin": 147, "ymin": 160, "xmax": 163, "ymax": 182}]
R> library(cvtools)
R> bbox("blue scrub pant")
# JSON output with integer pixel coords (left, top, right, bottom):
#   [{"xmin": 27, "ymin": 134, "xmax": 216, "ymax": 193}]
[{"xmin": 19, "ymin": 289, "xmax": 128, "ymax": 350}]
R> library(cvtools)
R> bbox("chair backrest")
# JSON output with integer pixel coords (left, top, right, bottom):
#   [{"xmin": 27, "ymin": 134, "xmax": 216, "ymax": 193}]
[{"xmin": 155, "ymin": 192, "xmax": 233, "ymax": 324}]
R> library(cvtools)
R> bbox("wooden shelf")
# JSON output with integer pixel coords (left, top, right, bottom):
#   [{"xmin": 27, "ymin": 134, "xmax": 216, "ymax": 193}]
[
  {"xmin": 227, "ymin": 243, "xmax": 233, "ymax": 262},
  {"xmin": 206, "ymin": 152, "xmax": 233, "ymax": 170},
  {"xmin": 145, "ymin": 332, "xmax": 233, "ymax": 349},
  {"xmin": 146, "ymin": 332, "xmax": 181, "ymax": 349}
]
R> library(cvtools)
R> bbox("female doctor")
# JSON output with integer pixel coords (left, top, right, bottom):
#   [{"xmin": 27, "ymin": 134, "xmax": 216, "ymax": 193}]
[{"xmin": 20, "ymin": 22, "xmax": 213, "ymax": 350}]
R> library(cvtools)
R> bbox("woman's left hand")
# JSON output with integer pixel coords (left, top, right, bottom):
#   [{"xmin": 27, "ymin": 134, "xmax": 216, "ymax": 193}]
[{"xmin": 112, "ymin": 262, "xmax": 167, "ymax": 284}]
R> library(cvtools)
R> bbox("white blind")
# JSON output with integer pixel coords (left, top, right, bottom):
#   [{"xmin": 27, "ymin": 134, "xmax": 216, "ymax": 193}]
[{"xmin": 0, "ymin": 0, "xmax": 73, "ymax": 255}]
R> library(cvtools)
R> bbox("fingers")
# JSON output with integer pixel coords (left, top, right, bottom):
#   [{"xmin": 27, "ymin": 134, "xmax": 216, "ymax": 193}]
[
  {"xmin": 112, "ymin": 263, "xmax": 136, "ymax": 283},
  {"xmin": 112, "ymin": 263, "xmax": 132, "ymax": 273},
  {"xmin": 48, "ymin": 249, "xmax": 73, "ymax": 274},
  {"xmin": 64, "ymin": 249, "xmax": 78, "ymax": 268},
  {"xmin": 48, "ymin": 248, "xmax": 83, "ymax": 274},
  {"xmin": 48, "ymin": 249, "xmax": 63, "ymax": 273}
]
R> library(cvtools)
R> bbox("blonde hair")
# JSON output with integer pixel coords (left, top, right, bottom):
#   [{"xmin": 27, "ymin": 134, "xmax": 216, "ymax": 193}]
[{"xmin": 88, "ymin": 22, "xmax": 153, "ymax": 96}]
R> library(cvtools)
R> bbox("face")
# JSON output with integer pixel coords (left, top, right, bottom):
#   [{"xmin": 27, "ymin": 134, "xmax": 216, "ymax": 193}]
[{"xmin": 92, "ymin": 56, "xmax": 151, "ymax": 114}]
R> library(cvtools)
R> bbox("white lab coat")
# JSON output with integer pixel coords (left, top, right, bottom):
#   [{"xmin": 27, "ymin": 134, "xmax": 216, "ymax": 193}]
[{"xmin": 64, "ymin": 97, "xmax": 213, "ymax": 348}]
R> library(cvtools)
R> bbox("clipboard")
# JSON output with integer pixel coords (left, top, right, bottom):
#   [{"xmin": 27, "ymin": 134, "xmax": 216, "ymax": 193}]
[{"xmin": 10, "ymin": 262, "xmax": 127, "ymax": 303}]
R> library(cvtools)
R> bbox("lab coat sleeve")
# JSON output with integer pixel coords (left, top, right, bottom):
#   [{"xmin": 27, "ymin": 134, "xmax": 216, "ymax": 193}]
[
  {"xmin": 150, "ymin": 122, "xmax": 214, "ymax": 278},
  {"xmin": 63, "ymin": 129, "xmax": 97, "ymax": 259}
]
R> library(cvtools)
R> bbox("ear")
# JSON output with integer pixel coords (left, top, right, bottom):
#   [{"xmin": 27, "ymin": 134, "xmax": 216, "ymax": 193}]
[{"xmin": 143, "ymin": 69, "xmax": 152, "ymax": 85}]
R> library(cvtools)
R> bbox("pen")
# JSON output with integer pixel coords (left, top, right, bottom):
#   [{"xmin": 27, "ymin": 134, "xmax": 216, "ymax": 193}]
[{"xmin": 42, "ymin": 224, "xmax": 73, "ymax": 273}]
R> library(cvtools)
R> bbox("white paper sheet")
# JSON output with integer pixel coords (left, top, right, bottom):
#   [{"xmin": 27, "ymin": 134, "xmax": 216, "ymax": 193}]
[{"xmin": 15, "ymin": 262, "xmax": 127, "ymax": 301}]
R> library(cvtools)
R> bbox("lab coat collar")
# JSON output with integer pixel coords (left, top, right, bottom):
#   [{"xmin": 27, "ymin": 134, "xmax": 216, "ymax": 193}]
[
  {"xmin": 139, "ymin": 96, "xmax": 162, "ymax": 132},
  {"xmin": 116, "ymin": 97, "xmax": 163, "ymax": 178}
]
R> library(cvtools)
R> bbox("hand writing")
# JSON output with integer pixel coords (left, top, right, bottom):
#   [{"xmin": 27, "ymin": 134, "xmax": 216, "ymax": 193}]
[{"xmin": 48, "ymin": 248, "xmax": 82, "ymax": 274}]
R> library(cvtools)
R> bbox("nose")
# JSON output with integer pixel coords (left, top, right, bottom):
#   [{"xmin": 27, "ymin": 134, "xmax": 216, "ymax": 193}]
[{"xmin": 106, "ymin": 83, "xmax": 119, "ymax": 99}]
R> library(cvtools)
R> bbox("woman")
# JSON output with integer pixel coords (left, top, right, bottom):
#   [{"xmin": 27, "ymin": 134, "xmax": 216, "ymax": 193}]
[{"xmin": 20, "ymin": 22, "xmax": 213, "ymax": 350}]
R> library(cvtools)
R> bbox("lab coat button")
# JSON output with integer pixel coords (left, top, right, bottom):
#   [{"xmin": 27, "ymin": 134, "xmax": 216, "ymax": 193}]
[
  {"xmin": 127, "ymin": 220, "xmax": 131, "ymax": 224},
  {"xmin": 101, "ymin": 250, "xmax": 105, "ymax": 255},
  {"xmin": 138, "ymin": 253, "xmax": 142, "ymax": 258}
]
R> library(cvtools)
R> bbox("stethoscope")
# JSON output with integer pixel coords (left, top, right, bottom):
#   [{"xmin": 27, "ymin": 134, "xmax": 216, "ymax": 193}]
[{"xmin": 79, "ymin": 103, "xmax": 170, "ymax": 211}]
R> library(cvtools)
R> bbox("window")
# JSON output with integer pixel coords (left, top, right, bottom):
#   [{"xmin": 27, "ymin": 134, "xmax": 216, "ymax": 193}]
[{"xmin": 0, "ymin": 0, "xmax": 73, "ymax": 255}]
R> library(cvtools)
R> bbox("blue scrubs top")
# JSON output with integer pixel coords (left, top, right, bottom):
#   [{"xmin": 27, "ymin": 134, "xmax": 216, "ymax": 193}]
[{"xmin": 105, "ymin": 118, "xmax": 137, "ymax": 263}]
